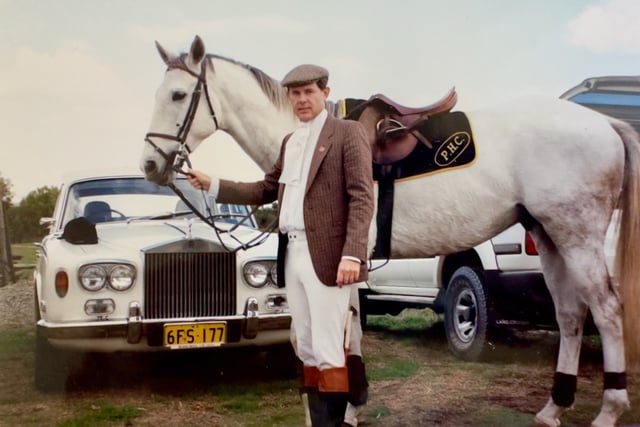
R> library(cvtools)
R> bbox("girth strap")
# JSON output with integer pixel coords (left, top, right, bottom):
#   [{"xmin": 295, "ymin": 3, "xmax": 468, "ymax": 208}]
[{"xmin": 372, "ymin": 170, "xmax": 395, "ymax": 259}]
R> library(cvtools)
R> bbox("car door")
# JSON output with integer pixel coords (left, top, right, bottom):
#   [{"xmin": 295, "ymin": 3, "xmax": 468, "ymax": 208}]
[{"xmin": 366, "ymin": 257, "xmax": 440, "ymax": 298}]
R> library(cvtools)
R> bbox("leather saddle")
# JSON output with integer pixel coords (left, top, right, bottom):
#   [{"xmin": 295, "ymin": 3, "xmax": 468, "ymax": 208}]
[
  {"xmin": 369, "ymin": 87, "xmax": 457, "ymax": 118},
  {"xmin": 350, "ymin": 88, "xmax": 458, "ymax": 164}
]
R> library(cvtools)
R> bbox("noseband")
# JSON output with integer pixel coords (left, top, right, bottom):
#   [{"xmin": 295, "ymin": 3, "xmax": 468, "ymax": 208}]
[{"xmin": 145, "ymin": 56, "xmax": 219, "ymax": 175}]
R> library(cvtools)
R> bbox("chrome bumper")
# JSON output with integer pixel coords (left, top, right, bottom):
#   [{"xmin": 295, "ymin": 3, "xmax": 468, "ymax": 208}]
[{"xmin": 39, "ymin": 297, "xmax": 291, "ymax": 346}]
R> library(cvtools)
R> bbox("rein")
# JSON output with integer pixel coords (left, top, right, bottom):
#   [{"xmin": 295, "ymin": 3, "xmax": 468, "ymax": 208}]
[
  {"xmin": 169, "ymin": 181, "xmax": 275, "ymax": 253},
  {"xmin": 145, "ymin": 55, "xmax": 276, "ymax": 252}
]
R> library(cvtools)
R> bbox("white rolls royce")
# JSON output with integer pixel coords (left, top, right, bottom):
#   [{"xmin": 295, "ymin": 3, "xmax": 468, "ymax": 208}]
[{"xmin": 34, "ymin": 172, "xmax": 290, "ymax": 390}]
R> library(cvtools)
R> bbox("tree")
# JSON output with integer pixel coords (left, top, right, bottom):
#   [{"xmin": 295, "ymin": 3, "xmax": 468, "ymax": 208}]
[
  {"xmin": 0, "ymin": 177, "xmax": 13, "ymax": 205},
  {"xmin": 254, "ymin": 202, "xmax": 278, "ymax": 231},
  {"xmin": 0, "ymin": 174, "xmax": 14, "ymax": 283},
  {"xmin": 7, "ymin": 186, "xmax": 59, "ymax": 243}
]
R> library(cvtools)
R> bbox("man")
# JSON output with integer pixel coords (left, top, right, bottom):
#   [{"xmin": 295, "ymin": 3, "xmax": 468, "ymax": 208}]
[{"xmin": 187, "ymin": 64, "xmax": 374, "ymax": 426}]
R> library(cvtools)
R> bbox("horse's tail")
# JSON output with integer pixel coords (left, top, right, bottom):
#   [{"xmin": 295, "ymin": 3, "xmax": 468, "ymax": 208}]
[{"xmin": 611, "ymin": 118, "xmax": 640, "ymax": 370}]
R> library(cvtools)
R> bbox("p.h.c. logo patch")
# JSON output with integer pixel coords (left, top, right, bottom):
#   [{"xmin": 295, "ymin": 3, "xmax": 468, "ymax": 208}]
[{"xmin": 373, "ymin": 111, "xmax": 476, "ymax": 182}]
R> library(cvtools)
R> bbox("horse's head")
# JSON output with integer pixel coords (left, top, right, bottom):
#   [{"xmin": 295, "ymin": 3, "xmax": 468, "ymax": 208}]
[{"xmin": 141, "ymin": 35, "xmax": 219, "ymax": 185}]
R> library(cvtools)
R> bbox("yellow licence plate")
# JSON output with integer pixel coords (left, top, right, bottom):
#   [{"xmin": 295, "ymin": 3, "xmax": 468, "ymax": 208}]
[{"xmin": 163, "ymin": 322, "xmax": 227, "ymax": 348}]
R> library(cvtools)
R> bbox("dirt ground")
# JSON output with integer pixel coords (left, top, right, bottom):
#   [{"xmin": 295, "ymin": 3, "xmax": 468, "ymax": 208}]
[{"xmin": 2, "ymin": 279, "xmax": 640, "ymax": 427}]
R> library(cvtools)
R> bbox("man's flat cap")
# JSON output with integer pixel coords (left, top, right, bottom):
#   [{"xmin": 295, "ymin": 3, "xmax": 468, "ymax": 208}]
[{"xmin": 281, "ymin": 64, "xmax": 329, "ymax": 87}]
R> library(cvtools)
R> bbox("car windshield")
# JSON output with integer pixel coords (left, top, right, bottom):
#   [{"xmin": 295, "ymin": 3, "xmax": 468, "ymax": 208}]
[
  {"xmin": 59, "ymin": 177, "xmax": 255, "ymax": 228},
  {"xmin": 569, "ymin": 92, "xmax": 640, "ymax": 132}
]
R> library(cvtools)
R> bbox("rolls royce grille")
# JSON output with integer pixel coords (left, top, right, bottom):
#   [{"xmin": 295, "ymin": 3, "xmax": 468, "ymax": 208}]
[{"xmin": 144, "ymin": 252, "xmax": 236, "ymax": 319}]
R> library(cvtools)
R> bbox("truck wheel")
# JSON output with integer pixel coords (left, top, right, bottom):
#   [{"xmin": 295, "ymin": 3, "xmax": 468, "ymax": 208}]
[{"xmin": 443, "ymin": 266, "xmax": 490, "ymax": 360}]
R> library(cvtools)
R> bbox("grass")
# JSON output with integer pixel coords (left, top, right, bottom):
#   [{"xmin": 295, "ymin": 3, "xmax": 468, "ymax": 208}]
[
  {"xmin": 365, "ymin": 309, "xmax": 440, "ymax": 381},
  {"xmin": 367, "ymin": 308, "xmax": 441, "ymax": 331},
  {"xmin": 367, "ymin": 357, "xmax": 419, "ymax": 381},
  {"xmin": 0, "ymin": 328, "xmax": 33, "ymax": 359},
  {"xmin": 474, "ymin": 408, "xmax": 537, "ymax": 427},
  {"xmin": 220, "ymin": 393, "xmax": 261, "ymax": 413},
  {"xmin": 11, "ymin": 243, "xmax": 37, "ymax": 265},
  {"xmin": 10, "ymin": 243, "xmax": 37, "ymax": 280},
  {"xmin": 56, "ymin": 402, "xmax": 140, "ymax": 427},
  {"xmin": 1, "ymin": 304, "xmax": 639, "ymax": 426},
  {"xmin": 226, "ymin": 386, "xmax": 304, "ymax": 427}
]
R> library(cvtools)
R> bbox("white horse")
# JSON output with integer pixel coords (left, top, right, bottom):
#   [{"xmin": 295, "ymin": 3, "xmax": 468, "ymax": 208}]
[{"xmin": 140, "ymin": 36, "xmax": 640, "ymax": 427}]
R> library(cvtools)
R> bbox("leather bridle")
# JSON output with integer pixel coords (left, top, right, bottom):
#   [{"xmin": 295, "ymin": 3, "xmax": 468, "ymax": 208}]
[
  {"xmin": 143, "ymin": 56, "xmax": 277, "ymax": 252},
  {"xmin": 144, "ymin": 55, "xmax": 219, "ymax": 176}
]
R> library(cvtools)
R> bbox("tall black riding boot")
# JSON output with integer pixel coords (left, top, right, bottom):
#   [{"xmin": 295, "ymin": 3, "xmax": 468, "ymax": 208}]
[
  {"xmin": 306, "ymin": 388, "xmax": 329, "ymax": 426},
  {"xmin": 307, "ymin": 389, "xmax": 348, "ymax": 427},
  {"xmin": 323, "ymin": 392, "xmax": 348, "ymax": 426},
  {"xmin": 347, "ymin": 354, "xmax": 369, "ymax": 406}
]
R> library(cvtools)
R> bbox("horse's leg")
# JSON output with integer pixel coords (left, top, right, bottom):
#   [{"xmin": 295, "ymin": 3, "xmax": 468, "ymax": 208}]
[
  {"xmin": 530, "ymin": 224, "xmax": 629, "ymax": 427},
  {"xmin": 531, "ymin": 225, "xmax": 587, "ymax": 427},
  {"xmin": 558, "ymin": 248, "xmax": 629, "ymax": 427},
  {"xmin": 584, "ymin": 272, "xmax": 629, "ymax": 426}
]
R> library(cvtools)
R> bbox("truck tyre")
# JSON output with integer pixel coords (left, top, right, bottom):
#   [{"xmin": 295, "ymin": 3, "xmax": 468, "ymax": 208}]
[{"xmin": 443, "ymin": 266, "xmax": 490, "ymax": 360}]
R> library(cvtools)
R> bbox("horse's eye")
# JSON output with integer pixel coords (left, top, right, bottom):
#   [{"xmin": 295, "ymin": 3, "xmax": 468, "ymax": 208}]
[{"xmin": 172, "ymin": 91, "xmax": 187, "ymax": 102}]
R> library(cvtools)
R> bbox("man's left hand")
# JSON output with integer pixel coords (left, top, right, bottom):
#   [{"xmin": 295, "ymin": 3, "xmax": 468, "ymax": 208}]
[{"xmin": 336, "ymin": 259, "xmax": 360, "ymax": 287}]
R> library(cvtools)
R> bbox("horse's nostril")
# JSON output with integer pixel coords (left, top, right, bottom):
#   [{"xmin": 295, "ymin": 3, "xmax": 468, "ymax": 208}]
[{"xmin": 144, "ymin": 160, "xmax": 157, "ymax": 174}]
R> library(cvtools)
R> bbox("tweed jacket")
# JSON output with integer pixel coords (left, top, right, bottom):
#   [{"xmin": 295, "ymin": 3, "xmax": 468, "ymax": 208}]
[{"xmin": 217, "ymin": 114, "xmax": 374, "ymax": 287}]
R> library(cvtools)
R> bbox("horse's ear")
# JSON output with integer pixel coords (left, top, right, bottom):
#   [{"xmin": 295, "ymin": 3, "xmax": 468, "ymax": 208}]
[
  {"xmin": 155, "ymin": 41, "xmax": 173, "ymax": 66},
  {"xmin": 187, "ymin": 35, "xmax": 206, "ymax": 68}
]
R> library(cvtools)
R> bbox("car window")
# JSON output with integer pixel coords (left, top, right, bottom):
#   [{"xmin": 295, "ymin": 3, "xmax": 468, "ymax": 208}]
[{"xmin": 59, "ymin": 177, "xmax": 255, "ymax": 229}]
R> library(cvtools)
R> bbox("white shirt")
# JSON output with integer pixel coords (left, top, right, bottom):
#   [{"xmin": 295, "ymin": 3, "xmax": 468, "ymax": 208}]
[{"xmin": 278, "ymin": 109, "xmax": 328, "ymax": 233}]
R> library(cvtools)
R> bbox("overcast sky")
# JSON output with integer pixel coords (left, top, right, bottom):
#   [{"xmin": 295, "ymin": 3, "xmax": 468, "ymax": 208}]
[{"xmin": 2, "ymin": 0, "xmax": 640, "ymax": 201}]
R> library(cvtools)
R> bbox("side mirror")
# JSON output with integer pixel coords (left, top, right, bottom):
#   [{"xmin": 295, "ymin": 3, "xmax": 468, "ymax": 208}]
[{"xmin": 39, "ymin": 217, "xmax": 54, "ymax": 227}]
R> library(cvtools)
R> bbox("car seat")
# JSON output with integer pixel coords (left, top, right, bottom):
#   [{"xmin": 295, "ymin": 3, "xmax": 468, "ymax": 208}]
[{"xmin": 83, "ymin": 201, "xmax": 112, "ymax": 224}]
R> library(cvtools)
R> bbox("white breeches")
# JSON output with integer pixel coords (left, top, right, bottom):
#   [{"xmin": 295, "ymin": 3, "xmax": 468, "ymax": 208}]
[{"xmin": 285, "ymin": 233, "xmax": 351, "ymax": 370}]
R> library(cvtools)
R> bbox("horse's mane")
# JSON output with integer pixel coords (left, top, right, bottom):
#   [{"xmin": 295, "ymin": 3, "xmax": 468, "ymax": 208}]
[
  {"xmin": 207, "ymin": 54, "xmax": 290, "ymax": 112},
  {"xmin": 174, "ymin": 52, "xmax": 335, "ymax": 116}
]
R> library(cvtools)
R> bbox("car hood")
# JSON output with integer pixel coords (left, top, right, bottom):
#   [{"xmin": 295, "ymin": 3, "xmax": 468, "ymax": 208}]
[{"xmin": 87, "ymin": 219, "xmax": 274, "ymax": 254}]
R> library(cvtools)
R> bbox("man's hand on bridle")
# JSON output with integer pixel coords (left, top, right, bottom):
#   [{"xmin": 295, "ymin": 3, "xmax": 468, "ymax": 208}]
[{"xmin": 187, "ymin": 168, "xmax": 211, "ymax": 192}]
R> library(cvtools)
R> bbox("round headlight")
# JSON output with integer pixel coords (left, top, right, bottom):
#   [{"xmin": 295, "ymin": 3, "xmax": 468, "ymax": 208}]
[
  {"xmin": 243, "ymin": 262, "xmax": 269, "ymax": 288},
  {"xmin": 79, "ymin": 265, "xmax": 107, "ymax": 291},
  {"xmin": 109, "ymin": 265, "xmax": 135, "ymax": 291}
]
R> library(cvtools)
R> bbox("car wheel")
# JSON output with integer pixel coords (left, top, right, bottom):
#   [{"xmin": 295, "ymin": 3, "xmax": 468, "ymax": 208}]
[
  {"xmin": 34, "ymin": 327, "xmax": 71, "ymax": 392},
  {"xmin": 443, "ymin": 266, "xmax": 490, "ymax": 361},
  {"xmin": 263, "ymin": 344, "xmax": 298, "ymax": 379}
]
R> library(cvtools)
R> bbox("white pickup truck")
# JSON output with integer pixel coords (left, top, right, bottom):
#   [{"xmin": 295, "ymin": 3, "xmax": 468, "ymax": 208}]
[
  {"xmin": 361, "ymin": 224, "xmax": 553, "ymax": 360},
  {"xmin": 361, "ymin": 75, "xmax": 640, "ymax": 360}
]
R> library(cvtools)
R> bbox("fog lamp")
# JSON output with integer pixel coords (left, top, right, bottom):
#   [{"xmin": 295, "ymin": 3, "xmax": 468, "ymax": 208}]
[
  {"xmin": 266, "ymin": 294, "xmax": 288, "ymax": 312},
  {"xmin": 85, "ymin": 298, "xmax": 115, "ymax": 316}
]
